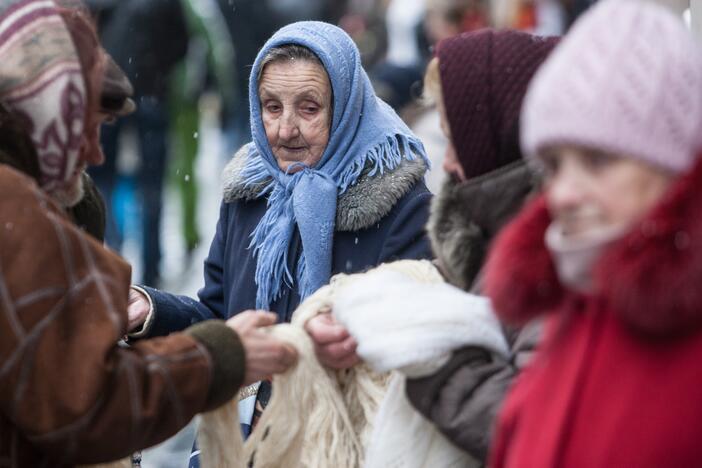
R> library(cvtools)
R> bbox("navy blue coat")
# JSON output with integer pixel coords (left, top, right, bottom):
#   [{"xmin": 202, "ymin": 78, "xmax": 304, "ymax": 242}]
[{"xmin": 143, "ymin": 158, "xmax": 433, "ymax": 334}]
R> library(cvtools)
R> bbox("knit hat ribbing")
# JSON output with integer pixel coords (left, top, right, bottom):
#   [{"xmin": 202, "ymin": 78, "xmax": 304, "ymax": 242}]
[
  {"xmin": 436, "ymin": 29, "xmax": 559, "ymax": 180},
  {"xmin": 522, "ymin": 0, "xmax": 702, "ymax": 173}
]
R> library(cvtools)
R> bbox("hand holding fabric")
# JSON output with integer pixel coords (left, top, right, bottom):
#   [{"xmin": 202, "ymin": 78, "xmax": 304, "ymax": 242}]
[
  {"xmin": 304, "ymin": 313, "xmax": 360, "ymax": 369},
  {"xmin": 226, "ymin": 311, "xmax": 298, "ymax": 385}
]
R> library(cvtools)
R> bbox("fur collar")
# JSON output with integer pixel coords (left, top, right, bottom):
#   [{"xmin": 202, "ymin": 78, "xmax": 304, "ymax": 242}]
[
  {"xmin": 484, "ymin": 157, "xmax": 702, "ymax": 337},
  {"xmin": 222, "ymin": 144, "xmax": 428, "ymax": 232},
  {"xmin": 428, "ymin": 160, "xmax": 535, "ymax": 291}
]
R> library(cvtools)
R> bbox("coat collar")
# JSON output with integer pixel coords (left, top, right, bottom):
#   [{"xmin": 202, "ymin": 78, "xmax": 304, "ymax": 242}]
[
  {"xmin": 484, "ymin": 156, "xmax": 702, "ymax": 337},
  {"xmin": 428, "ymin": 160, "xmax": 534, "ymax": 291},
  {"xmin": 222, "ymin": 144, "xmax": 428, "ymax": 232}
]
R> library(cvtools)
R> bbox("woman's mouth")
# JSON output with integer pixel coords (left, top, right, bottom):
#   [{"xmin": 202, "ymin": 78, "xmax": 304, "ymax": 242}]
[{"xmin": 281, "ymin": 145, "xmax": 306, "ymax": 153}]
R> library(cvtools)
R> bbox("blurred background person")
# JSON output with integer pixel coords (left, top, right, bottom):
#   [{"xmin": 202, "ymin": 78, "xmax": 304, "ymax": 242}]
[
  {"xmin": 87, "ymin": 0, "xmax": 189, "ymax": 287},
  {"xmin": 491, "ymin": 0, "xmax": 567, "ymax": 34},
  {"xmin": 425, "ymin": 0, "xmax": 491, "ymax": 43},
  {"xmin": 368, "ymin": 0, "xmax": 429, "ymax": 111},
  {"xmin": 168, "ymin": 0, "xmax": 236, "ymax": 262},
  {"xmin": 216, "ymin": 0, "xmax": 293, "ymax": 157},
  {"xmin": 370, "ymin": 0, "xmax": 494, "ymax": 117}
]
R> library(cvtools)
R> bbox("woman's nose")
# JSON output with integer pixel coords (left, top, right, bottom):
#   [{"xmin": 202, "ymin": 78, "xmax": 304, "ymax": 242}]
[
  {"xmin": 278, "ymin": 112, "xmax": 300, "ymax": 140},
  {"xmin": 442, "ymin": 143, "xmax": 465, "ymax": 182},
  {"xmin": 88, "ymin": 146, "xmax": 106, "ymax": 166},
  {"xmin": 547, "ymin": 164, "xmax": 585, "ymax": 211},
  {"xmin": 82, "ymin": 129, "xmax": 106, "ymax": 166}
]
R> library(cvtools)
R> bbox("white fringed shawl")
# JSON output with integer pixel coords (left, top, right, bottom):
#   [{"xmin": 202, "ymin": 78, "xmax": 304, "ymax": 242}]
[{"xmin": 90, "ymin": 259, "xmax": 507, "ymax": 467}]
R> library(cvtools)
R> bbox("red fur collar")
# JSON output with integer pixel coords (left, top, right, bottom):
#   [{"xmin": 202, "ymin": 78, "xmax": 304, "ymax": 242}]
[{"xmin": 484, "ymin": 157, "xmax": 702, "ymax": 336}]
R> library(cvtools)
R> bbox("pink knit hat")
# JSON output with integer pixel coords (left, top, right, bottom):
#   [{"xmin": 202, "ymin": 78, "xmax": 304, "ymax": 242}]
[{"xmin": 521, "ymin": 0, "xmax": 702, "ymax": 173}]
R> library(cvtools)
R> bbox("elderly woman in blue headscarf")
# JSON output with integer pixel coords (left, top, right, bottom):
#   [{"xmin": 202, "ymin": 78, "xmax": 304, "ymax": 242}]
[{"xmin": 128, "ymin": 21, "xmax": 432, "ymax": 439}]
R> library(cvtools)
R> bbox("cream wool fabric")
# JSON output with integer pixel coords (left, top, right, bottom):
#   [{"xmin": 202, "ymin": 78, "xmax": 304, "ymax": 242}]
[
  {"xmin": 110, "ymin": 260, "xmax": 492, "ymax": 468},
  {"xmin": 197, "ymin": 323, "xmax": 366, "ymax": 468},
  {"xmin": 333, "ymin": 266, "xmax": 509, "ymax": 468},
  {"xmin": 333, "ymin": 268, "xmax": 509, "ymax": 377},
  {"xmin": 364, "ymin": 374, "xmax": 473, "ymax": 468}
]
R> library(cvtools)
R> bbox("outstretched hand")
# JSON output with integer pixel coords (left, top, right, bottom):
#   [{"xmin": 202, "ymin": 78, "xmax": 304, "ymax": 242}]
[{"xmin": 226, "ymin": 311, "xmax": 298, "ymax": 385}]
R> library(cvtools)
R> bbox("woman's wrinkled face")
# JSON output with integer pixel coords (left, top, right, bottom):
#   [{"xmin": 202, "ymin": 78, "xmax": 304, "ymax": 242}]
[
  {"xmin": 538, "ymin": 145, "xmax": 674, "ymax": 238},
  {"xmin": 259, "ymin": 59, "xmax": 332, "ymax": 173}
]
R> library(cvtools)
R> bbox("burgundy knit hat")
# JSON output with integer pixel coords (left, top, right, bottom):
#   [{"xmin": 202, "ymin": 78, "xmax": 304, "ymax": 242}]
[{"xmin": 436, "ymin": 29, "xmax": 559, "ymax": 179}]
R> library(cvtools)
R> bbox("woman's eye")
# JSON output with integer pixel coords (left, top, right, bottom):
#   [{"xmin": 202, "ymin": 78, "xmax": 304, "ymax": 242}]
[
  {"xmin": 537, "ymin": 153, "xmax": 559, "ymax": 177},
  {"xmin": 265, "ymin": 104, "xmax": 281, "ymax": 113},
  {"xmin": 586, "ymin": 151, "xmax": 615, "ymax": 169},
  {"xmin": 302, "ymin": 106, "xmax": 318, "ymax": 114}
]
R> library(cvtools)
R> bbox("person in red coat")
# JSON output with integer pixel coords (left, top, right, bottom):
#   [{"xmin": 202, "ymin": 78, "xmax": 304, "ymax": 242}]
[{"xmin": 482, "ymin": 1, "xmax": 702, "ymax": 467}]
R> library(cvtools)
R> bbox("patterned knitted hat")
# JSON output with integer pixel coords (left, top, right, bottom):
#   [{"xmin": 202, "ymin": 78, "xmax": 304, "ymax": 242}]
[
  {"xmin": 436, "ymin": 29, "xmax": 559, "ymax": 180},
  {"xmin": 522, "ymin": 0, "xmax": 702, "ymax": 173},
  {"xmin": 0, "ymin": 0, "xmax": 133, "ymax": 192}
]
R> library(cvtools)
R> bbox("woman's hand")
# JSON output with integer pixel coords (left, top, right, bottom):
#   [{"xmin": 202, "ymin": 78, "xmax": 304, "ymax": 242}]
[
  {"xmin": 127, "ymin": 287, "xmax": 151, "ymax": 332},
  {"xmin": 226, "ymin": 311, "xmax": 297, "ymax": 385},
  {"xmin": 305, "ymin": 313, "xmax": 360, "ymax": 369}
]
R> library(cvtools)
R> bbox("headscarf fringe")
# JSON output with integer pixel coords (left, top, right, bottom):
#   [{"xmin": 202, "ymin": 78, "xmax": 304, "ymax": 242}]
[
  {"xmin": 337, "ymin": 135, "xmax": 427, "ymax": 195},
  {"xmin": 248, "ymin": 184, "xmax": 298, "ymax": 307}
]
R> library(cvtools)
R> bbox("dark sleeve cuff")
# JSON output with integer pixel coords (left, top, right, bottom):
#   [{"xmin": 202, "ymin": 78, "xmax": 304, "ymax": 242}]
[
  {"xmin": 184, "ymin": 320, "xmax": 246, "ymax": 410},
  {"xmin": 406, "ymin": 346, "xmax": 492, "ymax": 415}
]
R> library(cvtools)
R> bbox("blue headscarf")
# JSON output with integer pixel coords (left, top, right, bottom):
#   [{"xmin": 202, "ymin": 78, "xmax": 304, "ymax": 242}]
[{"xmin": 242, "ymin": 21, "xmax": 428, "ymax": 310}]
